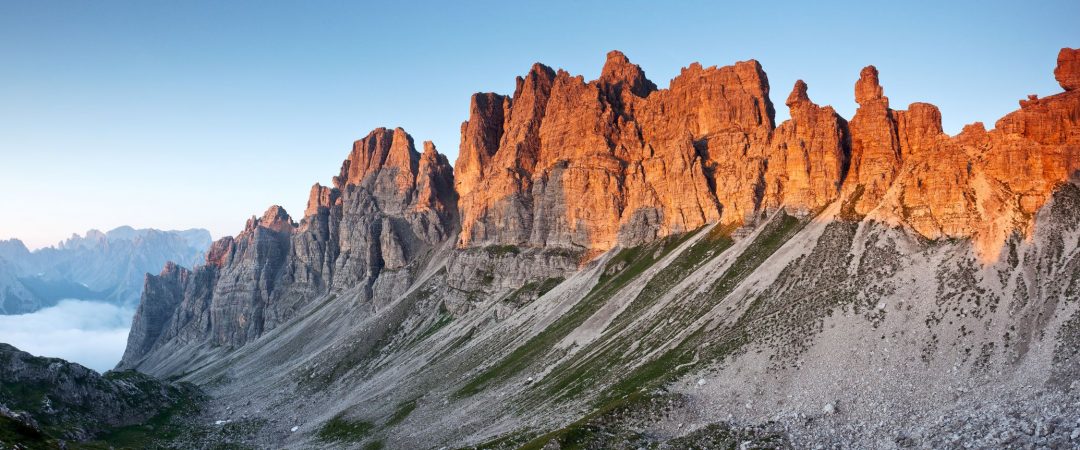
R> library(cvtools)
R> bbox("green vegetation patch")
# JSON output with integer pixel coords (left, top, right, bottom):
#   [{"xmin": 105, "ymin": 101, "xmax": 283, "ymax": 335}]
[
  {"xmin": 385, "ymin": 399, "xmax": 417, "ymax": 427},
  {"xmin": 503, "ymin": 277, "xmax": 565, "ymax": 307},
  {"xmin": 484, "ymin": 244, "xmax": 521, "ymax": 257},
  {"xmin": 608, "ymin": 223, "xmax": 735, "ymax": 331},
  {"xmin": 704, "ymin": 214, "xmax": 802, "ymax": 302},
  {"xmin": 516, "ymin": 393, "xmax": 700, "ymax": 450},
  {"xmin": 410, "ymin": 306, "xmax": 454, "ymax": 347},
  {"xmin": 0, "ymin": 414, "xmax": 52, "ymax": 450},
  {"xmin": 94, "ymin": 386, "xmax": 206, "ymax": 448},
  {"xmin": 317, "ymin": 414, "xmax": 374, "ymax": 443},
  {"xmin": 517, "ymin": 392, "xmax": 649, "ymax": 450},
  {"xmin": 540, "ymin": 215, "xmax": 804, "ymax": 404},
  {"xmin": 465, "ymin": 431, "xmax": 532, "ymax": 449},
  {"xmin": 455, "ymin": 234, "xmax": 692, "ymax": 399}
]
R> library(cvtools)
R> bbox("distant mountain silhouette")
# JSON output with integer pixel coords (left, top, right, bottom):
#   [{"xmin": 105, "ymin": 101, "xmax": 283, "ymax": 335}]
[{"xmin": 0, "ymin": 227, "xmax": 211, "ymax": 314}]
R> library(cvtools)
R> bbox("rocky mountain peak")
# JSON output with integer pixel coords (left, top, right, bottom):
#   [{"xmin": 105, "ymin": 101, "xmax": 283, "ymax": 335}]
[
  {"xmin": 339, "ymin": 127, "xmax": 419, "ymax": 188},
  {"xmin": 854, "ymin": 65, "xmax": 887, "ymax": 106},
  {"xmin": 261, "ymin": 205, "xmax": 293, "ymax": 226},
  {"xmin": 846, "ymin": 64, "xmax": 901, "ymax": 216},
  {"xmin": 0, "ymin": 238, "xmax": 30, "ymax": 259},
  {"xmin": 455, "ymin": 92, "xmax": 507, "ymax": 199},
  {"xmin": 58, "ymin": 229, "xmax": 108, "ymax": 250},
  {"xmin": 514, "ymin": 63, "xmax": 557, "ymax": 100},
  {"xmin": 416, "ymin": 140, "xmax": 457, "ymax": 220},
  {"xmin": 243, "ymin": 205, "xmax": 295, "ymax": 235},
  {"xmin": 598, "ymin": 50, "xmax": 657, "ymax": 98},
  {"xmin": 901, "ymin": 102, "xmax": 945, "ymax": 141},
  {"xmin": 304, "ymin": 183, "xmax": 339, "ymax": 218},
  {"xmin": 159, "ymin": 260, "xmax": 185, "ymax": 277},
  {"xmin": 205, "ymin": 237, "xmax": 234, "ymax": 267},
  {"xmin": 385, "ymin": 127, "xmax": 419, "ymax": 175},
  {"xmin": 1056, "ymin": 47, "xmax": 1080, "ymax": 91},
  {"xmin": 120, "ymin": 125, "xmax": 458, "ymax": 354},
  {"xmin": 785, "ymin": 79, "xmax": 811, "ymax": 107},
  {"xmin": 456, "ymin": 52, "xmax": 788, "ymax": 250},
  {"xmin": 421, "ymin": 140, "xmax": 437, "ymax": 156},
  {"xmin": 763, "ymin": 78, "xmax": 850, "ymax": 215}
]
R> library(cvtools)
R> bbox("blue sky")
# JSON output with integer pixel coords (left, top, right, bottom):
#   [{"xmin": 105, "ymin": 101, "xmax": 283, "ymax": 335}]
[{"xmin": 1, "ymin": 1, "xmax": 1077, "ymax": 249}]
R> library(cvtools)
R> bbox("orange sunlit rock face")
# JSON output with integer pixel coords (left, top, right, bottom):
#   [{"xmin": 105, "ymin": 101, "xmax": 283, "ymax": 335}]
[
  {"xmin": 456, "ymin": 51, "xmax": 783, "ymax": 250},
  {"xmin": 842, "ymin": 51, "xmax": 1080, "ymax": 259},
  {"xmin": 762, "ymin": 80, "xmax": 850, "ymax": 214},
  {"xmin": 456, "ymin": 48, "xmax": 1079, "ymax": 256},
  {"xmin": 1055, "ymin": 47, "xmax": 1080, "ymax": 92}
]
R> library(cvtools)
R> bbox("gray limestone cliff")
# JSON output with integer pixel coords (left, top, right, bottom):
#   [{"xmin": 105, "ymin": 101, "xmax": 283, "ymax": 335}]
[{"xmin": 120, "ymin": 127, "xmax": 456, "ymax": 366}]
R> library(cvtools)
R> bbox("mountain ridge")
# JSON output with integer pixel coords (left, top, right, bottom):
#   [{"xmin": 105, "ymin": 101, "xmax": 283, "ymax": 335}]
[
  {"xmin": 113, "ymin": 48, "xmax": 1080, "ymax": 449},
  {"xmin": 0, "ymin": 227, "xmax": 211, "ymax": 314}
]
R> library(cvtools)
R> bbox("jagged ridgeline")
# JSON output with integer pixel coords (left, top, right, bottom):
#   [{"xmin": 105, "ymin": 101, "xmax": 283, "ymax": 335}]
[
  {"xmin": 108, "ymin": 49, "xmax": 1079, "ymax": 448},
  {"xmin": 0, "ymin": 227, "xmax": 211, "ymax": 314}
]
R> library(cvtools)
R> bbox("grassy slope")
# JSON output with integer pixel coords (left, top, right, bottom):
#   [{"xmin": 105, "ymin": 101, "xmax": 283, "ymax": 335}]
[
  {"xmin": 454, "ymin": 233, "xmax": 698, "ymax": 399},
  {"xmin": 513, "ymin": 214, "xmax": 806, "ymax": 449}
]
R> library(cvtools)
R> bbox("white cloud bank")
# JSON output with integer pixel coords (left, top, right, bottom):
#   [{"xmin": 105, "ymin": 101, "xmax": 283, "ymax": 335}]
[{"xmin": 0, "ymin": 299, "xmax": 134, "ymax": 373}]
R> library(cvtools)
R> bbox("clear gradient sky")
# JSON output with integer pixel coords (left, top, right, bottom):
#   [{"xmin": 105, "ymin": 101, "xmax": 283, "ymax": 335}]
[{"xmin": 1, "ymin": 1, "xmax": 1077, "ymax": 249}]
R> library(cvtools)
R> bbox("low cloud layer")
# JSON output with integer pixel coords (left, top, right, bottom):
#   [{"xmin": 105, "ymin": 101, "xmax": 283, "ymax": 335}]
[{"xmin": 0, "ymin": 299, "xmax": 133, "ymax": 372}]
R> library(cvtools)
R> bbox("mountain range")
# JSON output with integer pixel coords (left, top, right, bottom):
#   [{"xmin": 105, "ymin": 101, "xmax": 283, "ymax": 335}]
[
  {"xmin": 2, "ymin": 48, "xmax": 1078, "ymax": 448},
  {"xmin": 0, "ymin": 227, "xmax": 211, "ymax": 314}
]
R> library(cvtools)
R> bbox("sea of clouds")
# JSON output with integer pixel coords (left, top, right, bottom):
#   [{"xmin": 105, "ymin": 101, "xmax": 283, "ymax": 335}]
[{"xmin": 0, "ymin": 299, "xmax": 133, "ymax": 373}]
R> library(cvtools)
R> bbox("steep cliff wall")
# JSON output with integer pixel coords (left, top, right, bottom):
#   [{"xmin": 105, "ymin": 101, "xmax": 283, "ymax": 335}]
[
  {"xmin": 841, "ymin": 55, "xmax": 1079, "ymax": 258},
  {"xmin": 121, "ymin": 47, "xmax": 1079, "ymax": 379},
  {"xmin": 456, "ymin": 49, "xmax": 1077, "ymax": 257},
  {"xmin": 455, "ymin": 52, "xmax": 782, "ymax": 251},
  {"xmin": 107, "ymin": 47, "xmax": 1080, "ymax": 449},
  {"xmin": 120, "ymin": 128, "xmax": 456, "ymax": 366}
]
